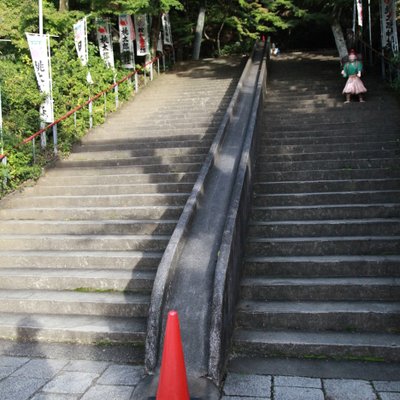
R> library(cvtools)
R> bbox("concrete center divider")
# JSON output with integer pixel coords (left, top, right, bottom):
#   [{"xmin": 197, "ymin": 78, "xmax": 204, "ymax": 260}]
[{"xmin": 132, "ymin": 41, "xmax": 269, "ymax": 399}]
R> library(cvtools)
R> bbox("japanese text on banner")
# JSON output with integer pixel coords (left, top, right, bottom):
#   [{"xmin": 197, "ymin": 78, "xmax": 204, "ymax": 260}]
[
  {"xmin": 119, "ymin": 15, "xmax": 135, "ymax": 68},
  {"xmin": 73, "ymin": 18, "xmax": 88, "ymax": 66},
  {"xmin": 96, "ymin": 19, "xmax": 115, "ymax": 68},
  {"xmin": 26, "ymin": 33, "xmax": 54, "ymax": 123},
  {"xmin": 380, "ymin": 0, "xmax": 399, "ymax": 53},
  {"xmin": 162, "ymin": 13, "xmax": 173, "ymax": 46},
  {"xmin": 134, "ymin": 15, "xmax": 150, "ymax": 56}
]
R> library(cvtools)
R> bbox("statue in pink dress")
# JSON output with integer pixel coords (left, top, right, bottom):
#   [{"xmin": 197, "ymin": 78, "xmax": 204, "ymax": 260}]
[{"xmin": 341, "ymin": 50, "xmax": 367, "ymax": 103}]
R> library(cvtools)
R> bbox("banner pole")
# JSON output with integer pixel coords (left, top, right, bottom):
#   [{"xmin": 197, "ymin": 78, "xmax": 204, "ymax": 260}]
[
  {"xmin": 368, "ymin": 0, "xmax": 373, "ymax": 65},
  {"xmin": 39, "ymin": 0, "xmax": 43, "ymax": 35}
]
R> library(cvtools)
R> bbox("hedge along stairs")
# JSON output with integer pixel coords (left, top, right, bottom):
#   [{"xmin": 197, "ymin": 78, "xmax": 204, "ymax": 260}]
[
  {"xmin": 0, "ymin": 57, "xmax": 243, "ymax": 361},
  {"xmin": 230, "ymin": 52, "xmax": 400, "ymax": 369}
]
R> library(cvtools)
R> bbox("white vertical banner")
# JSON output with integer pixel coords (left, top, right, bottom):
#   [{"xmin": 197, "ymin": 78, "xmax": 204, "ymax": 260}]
[
  {"xmin": 134, "ymin": 15, "xmax": 150, "ymax": 56},
  {"xmin": 73, "ymin": 18, "xmax": 88, "ymax": 66},
  {"xmin": 96, "ymin": 18, "xmax": 115, "ymax": 68},
  {"xmin": 380, "ymin": 0, "xmax": 399, "ymax": 53},
  {"xmin": 162, "ymin": 13, "xmax": 173, "ymax": 46},
  {"xmin": 356, "ymin": 0, "xmax": 363, "ymax": 27},
  {"xmin": 26, "ymin": 33, "xmax": 54, "ymax": 123},
  {"xmin": 119, "ymin": 15, "xmax": 135, "ymax": 68}
]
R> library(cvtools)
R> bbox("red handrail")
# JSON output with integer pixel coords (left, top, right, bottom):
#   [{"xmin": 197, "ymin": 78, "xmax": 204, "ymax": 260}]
[{"xmin": 0, "ymin": 55, "xmax": 162, "ymax": 161}]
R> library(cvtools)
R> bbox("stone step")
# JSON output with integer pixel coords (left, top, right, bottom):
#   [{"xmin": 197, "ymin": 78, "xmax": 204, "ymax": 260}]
[
  {"xmin": 67, "ymin": 146, "xmax": 210, "ymax": 161},
  {"xmin": 240, "ymin": 277, "xmax": 399, "ymax": 301},
  {"xmin": 261, "ymin": 150, "xmax": 399, "ymax": 163},
  {"xmin": 263, "ymin": 121, "xmax": 400, "ymax": 132},
  {"xmin": 0, "ymin": 290, "xmax": 150, "ymax": 317},
  {"xmin": 264, "ymin": 141, "xmax": 400, "ymax": 154},
  {"xmin": 3, "ymin": 193, "xmax": 190, "ymax": 208},
  {"xmin": 243, "ymin": 255, "xmax": 400, "ymax": 277},
  {"xmin": 0, "ymin": 269, "xmax": 156, "ymax": 291},
  {"xmin": 0, "ymin": 251, "xmax": 162, "ymax": 270},
  {"xmin": 248, "ymin": 219, "xmax": 400, "ymax": 237},
  {"xmin": 258, "ymin": 169, "xmax": 400, "ymax": 182},
  {"xmin": 0, "ymin": 220, "xmax": 177, "ymax": 235},
  {"xmin": 79, "ymin": 133, "xmax": 213, "ymax": 147},
  {"xmin": 83, "ymin": 128, "xmax": 217, "ymax": 141},
  {"xmin": 26, "ymin": 183, "xmax": 194, "ymax": 196},
  {"xmin": 44, "ymin": 162, "xmax": 202, "ymax": 176},
  {"xmin": 0, "ymin": 205, "xmax": 184, "ymax": 221},
  {"xmin": 253, "ymin": 191, "xmax": 400, "ymax": 207},
  {"xmin": 246, "ymin": 236, "xmax": 400, "ymax": 257},
  {"xmin": 254, "ymin": 190, "xmax": 400, "ymax": 207},
  {"xmin": 236, "ymin": 301, "xmax": 400, "ymax": 333},
  {"xmin": 254, "ymin": 179, "xmax": 400, "ymax": 194},
  {"xmin": 257, "ymin": 158, "xmax": 398, "ymax": 172},
  {"xmin": 74, "ymin": 140, "xmax": 213, "ymax": 152},
  {"xmin": 251, "ymin": 204, "xmax": 400, "ymax": 221},
  {"xmin": 264, "ymin": 102, "xmax": 399, "ymax": 112},
  {"xmin": 40, "ymin": 172, "xmax": 198, "ymax": 186},
  {"xmin": 56, "ymin": 154, "xmax": 206, "ymax": 169},
  {"xmin": 263, "ymin": 113, "xmax": 400, "ymax": 125},
  {"xmin": 262, "ymin": 134, "xmax": 399, "ymax": 145},
  {"xmin": 233, "ymin": 330, "xmax": 400, "ymax": 362},
  {"xmin": 0, "ymin": 312, "xmax": 147, "ymax": 345},
  {"xmin": 0, "ymin": 234, "xmax": 170, "ymax": 251}
]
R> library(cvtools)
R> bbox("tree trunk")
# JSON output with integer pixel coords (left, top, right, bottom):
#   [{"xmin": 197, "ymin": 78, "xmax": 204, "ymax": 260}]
[
  {"xmin": 331, "ymin": 18, "xmax": 348, "ymax": 62},
  {"xmin": 193, "ymin": 6, "xmax": 206, "ymax": 60},
  {"xmin": 150, "ymin": 14, "xmax": 161, "ymax": 56},
  {"xmin": 216, "ymin": 21, "xmax": 225, "ymax": 56},
  {"xmin": 59, "ymin": 0, "xmax": 69, "ymax": 12}
]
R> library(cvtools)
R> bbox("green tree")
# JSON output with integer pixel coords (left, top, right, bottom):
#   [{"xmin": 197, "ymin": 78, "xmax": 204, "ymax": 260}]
[{"xmin": 293, "ymin": 0, "xmax": 355, "ymax": 58}]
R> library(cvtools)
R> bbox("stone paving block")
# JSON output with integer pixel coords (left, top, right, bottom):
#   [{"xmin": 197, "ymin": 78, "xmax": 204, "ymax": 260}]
[
  {"xmin": 41, "ymin": 371, "xmax": 98, "ymax": 394},
  {"xmin": 0, "ymin": 366, "xmax": 15, "ymax": 379},
  {"xmin": 274, "ymin": 386, "xmax": 324, "ymax": 400},
  {"xmin": 373, "ymin": 381, "xmax": 400, "ymax": 392},
  {"xmin": 0, "ymin": 356, "xmax": 29, "ymax": 369},
  {"xmin": 380, "ymin": 394, "xmax": 400, "ymax": 400},
  {"xmin": 274, "ymin": 375, "xmax": 322, "ymax": 388},
  {"xmin": 12, "ymin": 359, "xmax": 68, "ymax": 379},
  {"xmin": 324, "ymin": 379, "xmax": 377, "ymax": 400},
  {"xmin": 223, "ymin": 373, "xmax": 271, "ymax": 397},
  {"xmin": 97, "ymin": 365, "xmax": 144, "ymax": 386},
  {"xmin": 221, "ymin": 397, "xmax": 265, "ymax": 400},
  {"xmin": 0, "ymin": 376, "xmax": 47, "ymax": 400},
  {"xmin": 64, "ymin": 360, "xmax": 110, "ymax": 374},
  {"xmin": 31, "ymin": 394, "xmax": 78, "ymax": 400},
  {"xmin": 80, "ymin": 384, "xmax": 135, "ymax": 400}
]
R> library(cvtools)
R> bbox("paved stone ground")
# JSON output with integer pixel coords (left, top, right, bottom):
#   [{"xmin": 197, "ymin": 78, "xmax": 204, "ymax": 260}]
[
  {"xmin": 0, "ymin": 356, "xmax": 144, "ymax": 400},
  {"xmin": 1, "ymin": 355, "xmax": 400, "ymax": 399},
  {"xmin": 221, "ymin": 372, "xmax": 400, "ymax": 400}
]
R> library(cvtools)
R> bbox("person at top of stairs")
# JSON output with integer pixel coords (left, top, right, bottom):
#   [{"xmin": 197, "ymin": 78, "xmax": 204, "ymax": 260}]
[{"xmin": 342, "ymin": 49, "xmax": 367, "ymax": 103}]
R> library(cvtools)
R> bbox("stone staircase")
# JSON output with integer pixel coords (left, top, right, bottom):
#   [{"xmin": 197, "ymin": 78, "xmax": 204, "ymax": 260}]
[
  {"xmin": 231, "ymin": 53, "xmax": 400, "ymax": 365},
  {"xmin": 0, "ymin": 57, "xmax": 242, "ymax": 359}
]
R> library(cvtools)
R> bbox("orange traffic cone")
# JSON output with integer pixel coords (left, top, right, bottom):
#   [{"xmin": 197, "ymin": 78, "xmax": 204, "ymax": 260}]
[{"xmin": 156, "ymin": 310, "xmax": 190, "ymax": 400}]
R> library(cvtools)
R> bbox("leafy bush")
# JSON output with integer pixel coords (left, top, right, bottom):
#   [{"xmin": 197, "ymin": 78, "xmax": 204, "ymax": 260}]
[{"xmin": 0, "ymin": 1, "xmax": 148, "ymax": 196}]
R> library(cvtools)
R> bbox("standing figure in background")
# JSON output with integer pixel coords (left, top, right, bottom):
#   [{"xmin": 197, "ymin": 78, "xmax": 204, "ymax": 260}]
[{"xmin": 341, "ymin": 49, "xmax": 367, "ymax": 103}]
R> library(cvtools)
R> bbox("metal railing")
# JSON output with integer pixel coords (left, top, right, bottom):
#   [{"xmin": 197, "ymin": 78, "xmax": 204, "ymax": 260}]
[
  {"xmin": 359, "ymin": 38, "xmax": 400, "ymax": 84},
  {"xmin": 0, "ymin": 53, "xmax": 171, "ymax": 181}
]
